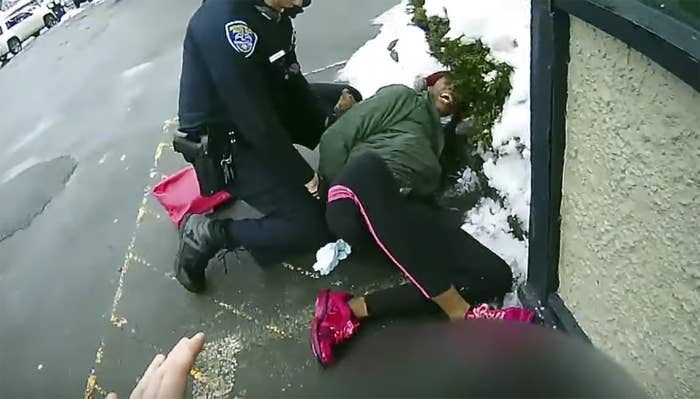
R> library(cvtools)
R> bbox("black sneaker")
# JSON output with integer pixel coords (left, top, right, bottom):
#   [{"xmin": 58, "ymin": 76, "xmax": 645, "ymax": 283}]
[{"xmin": 174, "ymin": 214, "xmax": 221, "ymax": 293}]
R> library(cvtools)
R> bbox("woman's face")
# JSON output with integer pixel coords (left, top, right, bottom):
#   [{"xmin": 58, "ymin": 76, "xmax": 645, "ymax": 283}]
[{"xmin": 429, "ymin": 77, "xmax": 455, "ymax": 117}]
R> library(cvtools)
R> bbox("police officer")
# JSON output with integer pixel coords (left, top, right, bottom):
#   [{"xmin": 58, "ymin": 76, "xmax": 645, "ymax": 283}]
[{"xmin": 175, "ymin": 0, "xmax": 361, "ymax": 293}]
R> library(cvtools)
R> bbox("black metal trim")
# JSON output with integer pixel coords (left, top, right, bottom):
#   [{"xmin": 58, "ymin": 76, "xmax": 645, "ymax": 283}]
[
  {"xmin": 549, "ymin": 9, "xmax": 570, "ymax": 294},
  {"xmin": 554, "ymin": 0, "xmax": 700, "ymax": 91},
  {"xmin": 548, "ymin": 293, "xmax": 591, "ymax": 343},
  {"xmin": 518, "ymin": 285, "xmax": 591, "ymax": 343},
  {"xmin": 518, "ymin": 284, "xmax": 554, "ymax": 326},
  {"xmin": 528, "ymin": 0, "xmax": 553, "ymax": 300},
  {"xmin": 528, "ymin": 0, "xmax": 570, "ymax": 300}
]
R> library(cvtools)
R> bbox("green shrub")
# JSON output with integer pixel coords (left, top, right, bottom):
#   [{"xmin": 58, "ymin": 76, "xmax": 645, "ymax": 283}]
[{"xmin": 408, "ymin": 0, "xmax": 513, "ymax": 147}]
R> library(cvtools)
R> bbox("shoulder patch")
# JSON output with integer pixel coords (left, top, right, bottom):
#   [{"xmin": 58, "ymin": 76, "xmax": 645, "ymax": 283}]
[{"xmin": 225, "ymin": 21, "xmax": 258, "ymax": 58}]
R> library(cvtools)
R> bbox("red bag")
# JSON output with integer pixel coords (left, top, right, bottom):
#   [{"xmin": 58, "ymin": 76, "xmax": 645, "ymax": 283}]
[{"xmin": 152, "ymin": 166, "xmax": 232, "ymax": 228}]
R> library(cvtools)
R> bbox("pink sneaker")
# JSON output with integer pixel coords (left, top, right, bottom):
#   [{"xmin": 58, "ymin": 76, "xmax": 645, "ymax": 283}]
[
  {"xmin": 466, "ymin": 303, "xmax": 535, "ymax": 323},
  {"xmin": 311, "ymin": 289, "xmax": 360, "ymax": 366}
]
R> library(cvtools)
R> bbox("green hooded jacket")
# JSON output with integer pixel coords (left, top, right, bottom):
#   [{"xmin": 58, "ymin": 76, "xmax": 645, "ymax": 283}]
[{"xmin": 318, "ymin": 84, "xmax": 444, "ymax": 196}]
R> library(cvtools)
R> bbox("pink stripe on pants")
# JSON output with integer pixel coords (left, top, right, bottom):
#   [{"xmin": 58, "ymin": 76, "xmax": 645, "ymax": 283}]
[{"xmin": 327, "ymin": 185, "xmax": 432, "ymax": 299}]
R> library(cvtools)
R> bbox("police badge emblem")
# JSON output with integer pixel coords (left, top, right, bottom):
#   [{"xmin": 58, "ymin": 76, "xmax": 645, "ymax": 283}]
[{"xmin": 225, "ymin": 21, "xmax": 258, "ymax": 58}]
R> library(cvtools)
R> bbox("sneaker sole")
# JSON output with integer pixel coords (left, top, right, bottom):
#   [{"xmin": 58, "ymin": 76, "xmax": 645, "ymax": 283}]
[{"xmin": 311, "ymin": 289, "xmax": 330, "ymax": 366}]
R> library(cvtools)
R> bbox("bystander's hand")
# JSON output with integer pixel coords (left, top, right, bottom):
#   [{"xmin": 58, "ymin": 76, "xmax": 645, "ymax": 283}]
[{"xmin": 106, "ymin": 333, "xmax": 205, "ymax": 399}]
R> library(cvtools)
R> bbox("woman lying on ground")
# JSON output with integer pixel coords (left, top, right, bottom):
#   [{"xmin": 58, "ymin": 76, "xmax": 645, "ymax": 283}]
[{"xmin": 311, "ymin": 72, "xmax": 534, "ymax": 366}]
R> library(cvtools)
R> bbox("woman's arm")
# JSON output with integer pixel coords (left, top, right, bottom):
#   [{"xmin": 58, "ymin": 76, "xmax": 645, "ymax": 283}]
[{"xmin": 318, "ymin": 85, "xmax": 417, "ymax": 182}]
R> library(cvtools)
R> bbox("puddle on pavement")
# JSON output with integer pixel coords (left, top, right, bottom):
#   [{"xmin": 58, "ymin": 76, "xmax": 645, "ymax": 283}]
[{"xmin": 0, "ymin": 156, "xmax": 77, "ymax": 243}]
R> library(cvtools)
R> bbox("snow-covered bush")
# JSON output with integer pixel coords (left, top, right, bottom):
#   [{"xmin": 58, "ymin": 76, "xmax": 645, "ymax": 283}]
[{"xmin": 408, "ymin": 0, "xmax": 513, "ymax": 147}]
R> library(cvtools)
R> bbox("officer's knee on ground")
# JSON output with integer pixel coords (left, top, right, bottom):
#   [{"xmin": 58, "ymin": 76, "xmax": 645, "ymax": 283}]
[
  {"xmin": 301, "ymin": 212, "xmax": 330, "ymax": 248},
  {"xmin": 248, "ymin": 213, "xmax": 329, "ymax": 266},
  {"xmin": 283, "ymin": 199, "xmax": 330, "ymax": 252},
  {"xmin": 325, "ymin": 199, "xmax": 367, "ymax": 247}
]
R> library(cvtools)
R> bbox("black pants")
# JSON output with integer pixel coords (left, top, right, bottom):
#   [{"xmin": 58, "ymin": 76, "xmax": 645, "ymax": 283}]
[
  {"xmin": 326, "ymin": 152, "xmax": 513, "ymax": 318},
  {"xmin": 226, "ymin": 83, "xmax": 362, "ymax": 265}
]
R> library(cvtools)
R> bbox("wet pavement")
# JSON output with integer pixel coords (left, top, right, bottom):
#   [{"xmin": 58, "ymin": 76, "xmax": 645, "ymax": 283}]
[
  {"xmin": 0, "ymin": 0, "xmax": 399, "ymax": 397},
  {"xmin": 91, "ymin": 140, "xmax": 409, "ymax": 398},
  {"xmin": 0, "ymin": 156, "xmax": 77, "ymax": 243}
]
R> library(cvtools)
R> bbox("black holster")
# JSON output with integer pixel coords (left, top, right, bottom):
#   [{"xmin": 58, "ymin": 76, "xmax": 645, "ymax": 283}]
[{"xmin": 173, "ymin": 129, "xmax": 236, "ymax": 197}]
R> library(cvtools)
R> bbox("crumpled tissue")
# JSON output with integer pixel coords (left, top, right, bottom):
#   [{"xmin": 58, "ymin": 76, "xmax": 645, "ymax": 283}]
[{"xmin": 312, "ymin": 239, "xmax": 352, "ymax": 276}]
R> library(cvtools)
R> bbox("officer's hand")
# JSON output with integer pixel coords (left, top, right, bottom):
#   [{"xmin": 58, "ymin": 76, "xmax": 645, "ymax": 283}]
[
  {"xmin": 306, "ymin": 173, "xmax": 320, "ymax": 199},
  {"xmin": 106, "ymin": 333, "xmax": 205, "ymax": 399},
  {"xmin": 334, "ymin": 89, "xmax": 358, "ymax": 113}
]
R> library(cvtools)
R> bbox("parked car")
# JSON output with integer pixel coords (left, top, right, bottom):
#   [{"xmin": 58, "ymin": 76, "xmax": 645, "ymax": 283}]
[
  {"xmin": 46, "ymin": 1, "xmax": 67, "ymax": 21},
  {"xmin": 0, "ymin": 0, "xmax": 57, "ymax": 61},
  {"xmin": 0, "ymin": 39, "xmax": 8, "ymax": 63}
]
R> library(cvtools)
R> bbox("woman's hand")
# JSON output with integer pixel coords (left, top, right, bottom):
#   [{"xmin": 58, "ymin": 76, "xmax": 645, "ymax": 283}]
[
  {"xmin": 306, "ymin": 173, "xmax": 320, "ymax": 199},
  {"xmin": 106, "ymin": 333, "xmax": 205, "ymax": 399}
]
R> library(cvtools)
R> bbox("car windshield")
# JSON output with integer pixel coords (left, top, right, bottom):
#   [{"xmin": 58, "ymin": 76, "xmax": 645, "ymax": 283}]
[
  {"xmin": 5, "ymin": 2, "xmax": 38, "ymax": 29},
  {"xmin": 6, "ymin": 12, "xmax": 29, "ymax": 29}
]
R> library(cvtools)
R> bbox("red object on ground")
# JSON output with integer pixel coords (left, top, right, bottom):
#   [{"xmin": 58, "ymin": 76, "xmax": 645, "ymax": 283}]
[
  {"xmin": 152, "ymin": 166, "xmax": 232, "ymax": 228},
  {"xmin": 311, "ymin": 289, "xmax": 360, "ymax": 366},
  {"xmin": 466, "ymin": 303, "xmax": 535, "ymax": 323}
]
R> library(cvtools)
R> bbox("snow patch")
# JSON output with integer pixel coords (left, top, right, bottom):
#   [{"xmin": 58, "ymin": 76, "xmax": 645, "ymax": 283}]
[
  {"xmin": 457, "ymin": 166, "xmax": 480, "ymax": 193},
  {"xmin": 1, "ymin": 157, "xmax": 42, "ymax": 183},
  {"xmin": 462, "ymin": 198, "xmax": 528, "ymax": 282},
  {"xmin": 482, "ymin": 151, "xmax": 530, "ymax": 226},
  {"xmin": 121, "ymin": 62, "xmax": 154, "ymax": 80},
  {"xmin": 7, "ymin": 118, "xmax": 55, "ymax": 154},
  {"xmin": 120, "ymin": 62, "xmax": 154, "ymax": 107},
  {"xmin": 338, "ymin": 1, "xmax": 443, "ymax": 98}
]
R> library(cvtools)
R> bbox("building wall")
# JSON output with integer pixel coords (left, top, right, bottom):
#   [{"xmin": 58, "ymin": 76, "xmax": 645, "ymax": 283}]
[{"xmin": 559, "ymin": 17, "xmax": 700, "ymax": 398}]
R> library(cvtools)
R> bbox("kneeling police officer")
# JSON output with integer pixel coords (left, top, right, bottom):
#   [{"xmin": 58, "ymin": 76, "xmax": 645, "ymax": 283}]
[{"xmin": 175, "ymin": 0, "xmax": 360, "ymax": 293}]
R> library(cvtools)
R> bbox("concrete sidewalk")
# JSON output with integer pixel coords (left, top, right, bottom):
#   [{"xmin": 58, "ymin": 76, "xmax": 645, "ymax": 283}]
[{"xmin": 87, "ymin": 121, "xmax": 412, "ymax": 398}]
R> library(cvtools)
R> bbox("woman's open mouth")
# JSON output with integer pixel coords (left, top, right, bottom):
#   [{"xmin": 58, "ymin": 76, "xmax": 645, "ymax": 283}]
[{"xmin": 439, "ymin": 92, "xmax": 454, "ymax": 105}]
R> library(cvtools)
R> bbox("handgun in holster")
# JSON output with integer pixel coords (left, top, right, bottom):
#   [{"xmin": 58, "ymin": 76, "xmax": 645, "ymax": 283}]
[{"xmin": 172, "ymin": 128, "xmax": 236, "ymax": 197}]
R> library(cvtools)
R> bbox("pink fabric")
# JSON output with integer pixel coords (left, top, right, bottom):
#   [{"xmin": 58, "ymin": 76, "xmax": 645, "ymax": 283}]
[
  {"xmin": 152, "ymin": 166, "xmax": 232, "ymax": 228},
  {"xmin": 327, "ymin": 185, "xmax": 431, "ymax": 299},
  {"xmin": 467, "ymin": 304, "xmax": 535, "ymax": 323}
]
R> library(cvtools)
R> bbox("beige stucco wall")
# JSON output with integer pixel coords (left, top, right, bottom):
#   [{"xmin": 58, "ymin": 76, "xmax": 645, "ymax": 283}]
[{"xmin": 559, "ymin": 17, "xmax": 700, "ymax": 398}]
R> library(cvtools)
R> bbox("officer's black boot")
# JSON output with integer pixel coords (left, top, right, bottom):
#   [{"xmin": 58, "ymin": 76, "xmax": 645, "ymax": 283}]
[{"xmin": 175, "ymin": 214, "xmax": 228, "ymax": 293}]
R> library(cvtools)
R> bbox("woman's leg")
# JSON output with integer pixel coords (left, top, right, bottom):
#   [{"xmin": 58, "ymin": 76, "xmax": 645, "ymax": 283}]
[
  {"xmin": 313, "ymin": 152, "xmax": 524, "ymax": 365},
  {"xmin": 354, "ymin": 232, "xmax": 513, "ymax": 321},
  {"xmin": 326, "ymin": 152, "xmax": 512, "ymax": 319},
  {"xmin": 357, "ymin": 284, "xmax": 443, "ymax": 319},
  {"xmin": 325, "ymin": 195, "xmax": 443, "ymax": 319}
]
